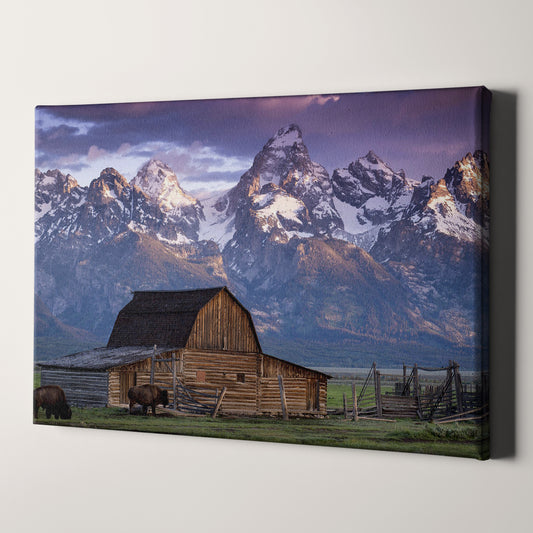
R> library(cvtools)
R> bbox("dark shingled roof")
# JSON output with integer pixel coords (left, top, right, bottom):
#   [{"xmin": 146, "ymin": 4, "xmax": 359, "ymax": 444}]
[
  {"xmin": 107, "ymin": 287, "xmax": 226, "ymax": 348},
  {"xmin": 37, "ymin": 346, "xmax": 173, "ymax": 370}
]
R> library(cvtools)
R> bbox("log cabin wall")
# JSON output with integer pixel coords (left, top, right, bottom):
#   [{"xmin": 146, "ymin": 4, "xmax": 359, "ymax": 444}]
[
  {"xmin": 41, "ymin": 369, "xmax": 109, "ymax": 407},
  {"xmin": 260, "ymin": 354, "xmax": 328, "ymax": 415},
  {"xmin": 108, "ymin": 352, "xmax": 179, "ymax": 407},
  {"xmin": 257, "ymin": 377, "xmax": 327, "ymax": 415},
  {"xmin": 186, "ymin": 290, "xmax": 260, "ymax": 353},
  {"xmin": 107, "ymin": 350, "xmax": 328, "ymax": 415},
  {"xmin": 182, "ymin": 350, "xmax": 259, "ymax": 414}
]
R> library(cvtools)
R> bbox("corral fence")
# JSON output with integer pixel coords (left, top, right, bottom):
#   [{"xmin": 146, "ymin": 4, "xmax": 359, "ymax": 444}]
[{"xmin": 329, "ymin": 361, "xmax": 488, "ymax": 422}]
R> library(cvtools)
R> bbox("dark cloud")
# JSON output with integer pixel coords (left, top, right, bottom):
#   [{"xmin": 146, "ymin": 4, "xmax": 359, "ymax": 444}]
[{"xmin": 36, "ymin": 87, "xmax": 487, "ymax": 185}]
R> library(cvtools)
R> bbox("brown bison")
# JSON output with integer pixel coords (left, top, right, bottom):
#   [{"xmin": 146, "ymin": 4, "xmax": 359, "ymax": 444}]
[
  {"xmin": 34, "ymin": 385, "xmax": 72, "ymax": 420},
  {"xmin": 128, "ymin": 384, "xmax": 169, "ymax": 415}
]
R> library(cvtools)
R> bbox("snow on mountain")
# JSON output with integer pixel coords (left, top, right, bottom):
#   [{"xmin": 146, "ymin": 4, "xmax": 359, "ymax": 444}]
[
  {"xmin": 197, "ymin": 189, "xmax": 236, "ymax": 248},
  {"xmin": 130, "ymin": 159, "xmax": 203, "ymax": 240},
  {"xmin": 224, "ymin": 124, "xmax": 342, "ymax": 236},
  {"xmin": 331, "ymin": 151, "xmax": 416, "ymax": 249},
  {"xmin": 131, "ymin": 159, "xmax": 198, "ymax": 212},
  {"xmin": 444, "ymin": 151, "xmax": 489, "ymax": 228},
  {"xmin": 406, "ymin": 177, "xmax": 479, "ymax": 242},
  {"xmin": 369, "ymin": 152, "xmax": 489, "ymax": 331},
  {"xmin": 35, "ymin": 169, "xmax": 87, "ymax": 242}
]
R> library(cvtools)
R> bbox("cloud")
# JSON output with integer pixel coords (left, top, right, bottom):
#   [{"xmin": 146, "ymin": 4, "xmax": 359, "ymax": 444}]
[
  {"xmin": 116, "ymin": 143, "xmax": 132, "ymax": 155},
  {"xmin": 151, "ymin": 142, "xmax": 251, "ymax": 178},
  {"xmin": 87, "ymin": 145, "xmax": 108, "ymax": 161},
  {"xmin": 35, "ymin": 88, "xmax": 481, "ymax": 189}
]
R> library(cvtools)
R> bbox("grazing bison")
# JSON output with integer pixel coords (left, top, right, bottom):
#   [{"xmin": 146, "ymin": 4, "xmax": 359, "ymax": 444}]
[
  {"xmin": 34, "ymin": 385, "xmax": 72, "ymax": 420},
  {"xmin": 128, "ymin": 384, "xmax": 169, "ymax": 415}
]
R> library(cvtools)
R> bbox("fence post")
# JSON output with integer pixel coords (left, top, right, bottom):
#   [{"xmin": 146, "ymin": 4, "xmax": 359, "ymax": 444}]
[
  {"xmin": 453, "ymin": 361, "xmax": 464, "ymax": 413},
  {"xmin": 352, "ymin": 381, "xmax": 359, "ymax": 422},
  {"xmin": 376, "ymin": 371, "xmax": 383, "ymax": 418},
  {"xmin": 343, "ymin": 393, "xmax": 348, "ymax": 419},
  {"xmin": 172, "ymin": 352, "xmax": 177, "ymax": 410},
  {"xmin": 278, "ymin": 375, "xmax": 289, "ymax": 421},
  {"xmin": 212, "ymin": 387, "xmax": 227, "ymax": 419}
]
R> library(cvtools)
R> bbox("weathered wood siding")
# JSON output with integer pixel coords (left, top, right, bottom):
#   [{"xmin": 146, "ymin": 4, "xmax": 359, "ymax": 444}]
[
  {"xmin": 260, "ymin": 354, "xmax": 328, "ymax": 415},
  {"xmin": 108, "ymin": 352, "xmax": 177, "ymax": 407},
  {"xmin": 41, "ymin": 369, "xmax": 108, "ymax": 407},
  {"xmin": 106, "ymin": 349, "xmax": 328, "ymax": 416},
  {"xmin": 186, "ymin": 290, "xmax": 260, "ymax": 353},
  {"xmin": 258, "ymin": 378, "xmax": 327, "ymax": 415},
  {"xmin": 182, "ymin": 350, "xmax": 259, "ymax": 414}
]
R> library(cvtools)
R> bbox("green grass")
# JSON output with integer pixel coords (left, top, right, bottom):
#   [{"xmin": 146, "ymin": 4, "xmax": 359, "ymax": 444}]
[
  {"xmin": 34, "ymin": 407, "xmax": 486, "ymax": 459},
  {"xmin": 32, "ymin": 375, "xmax": 486, "ymax": 459}
]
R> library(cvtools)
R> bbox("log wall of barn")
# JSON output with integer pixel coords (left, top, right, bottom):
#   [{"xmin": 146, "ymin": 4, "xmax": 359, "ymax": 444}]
[
  {"xmin": 108, "ymin": 353, "xmax": 177, "ymax": 407},
  {"xmin": 257, "ymin": 378, "xmax": 328, "ymax": 415},
  {"xmin": 40, "ymin": 369, "xmax": 109, "ymax": 407},
  {"xmin": 186, "ymin": 291, "xmax": 260, "ymax": 353},
  {"xmin": 183, "ymin": 350, "xmax": 259, "ymax": 414},
  {"xmin": 105, "ymin": 350, "xmax": 328, "ymax": 416}
]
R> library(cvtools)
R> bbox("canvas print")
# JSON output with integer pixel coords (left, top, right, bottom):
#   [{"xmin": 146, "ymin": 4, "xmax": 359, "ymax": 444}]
[{"xmin": 34, "ymin": 87, "xmax": 490, "ymax": 459}]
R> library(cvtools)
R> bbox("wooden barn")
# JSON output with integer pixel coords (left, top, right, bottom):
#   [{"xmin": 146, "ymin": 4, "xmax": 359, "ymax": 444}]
[{"xmin": 38, "ymin": 287, "xmax": 329, "ymax": 417}]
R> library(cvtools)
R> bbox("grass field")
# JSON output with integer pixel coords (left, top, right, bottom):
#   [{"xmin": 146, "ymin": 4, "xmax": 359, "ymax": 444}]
[{"xmin": 34, "ymin": 378, "xmax": 486, "ymax": 459}]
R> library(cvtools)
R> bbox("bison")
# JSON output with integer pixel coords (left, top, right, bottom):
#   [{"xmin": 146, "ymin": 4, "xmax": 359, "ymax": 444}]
[
  {"xmin": 128, "ymin": 384, "xmax": 169, "ymax": 415},
  {"xmin": 34, "ymin": 385, "xmax": 72, "ymax": 420}
]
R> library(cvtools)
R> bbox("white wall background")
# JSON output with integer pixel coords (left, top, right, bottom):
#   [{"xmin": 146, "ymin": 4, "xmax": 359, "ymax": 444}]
[{"xmin": 1, "ymin": 1, "xmax": 531, "ymax": 531}]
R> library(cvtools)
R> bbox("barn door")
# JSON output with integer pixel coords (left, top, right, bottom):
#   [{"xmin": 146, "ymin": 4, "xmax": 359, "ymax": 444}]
[
  {"xmin": 307, "ymin": 379, "xmax": 318, "ymax": 411},
  {"xmin": 120, "ymin": 372, "xmax": 137, "ymax": 404}
]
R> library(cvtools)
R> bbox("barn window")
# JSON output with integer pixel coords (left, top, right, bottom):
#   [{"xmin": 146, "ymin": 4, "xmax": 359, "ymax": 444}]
[
  {"xmin": 237, "ymin": 373, "xmax": 245, "ymax": 383},
  {"xmin": 196, "ymin": 370, "xmax": 206, "ymax": 382}
]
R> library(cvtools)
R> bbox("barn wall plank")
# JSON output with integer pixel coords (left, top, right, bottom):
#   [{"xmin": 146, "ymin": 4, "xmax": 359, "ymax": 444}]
[
  {"xmin": 41, "ymin": 369, "xmax": 109, "ymax": 407},
  {"xmin": 186, "ymin": 291, "xmax": 260, "ymax": 353}
]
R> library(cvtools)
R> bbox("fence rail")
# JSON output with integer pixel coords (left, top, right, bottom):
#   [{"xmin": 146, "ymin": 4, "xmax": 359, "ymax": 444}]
[{"xmin": 328, "ymin": 361, "xmax": 488, "ymax": 422}]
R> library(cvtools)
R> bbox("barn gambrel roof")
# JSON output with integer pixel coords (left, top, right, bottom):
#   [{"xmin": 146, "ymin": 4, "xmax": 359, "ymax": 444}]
[{"xmin": 106, "ymin": 286, "xmax": 261, "ymax": 350}]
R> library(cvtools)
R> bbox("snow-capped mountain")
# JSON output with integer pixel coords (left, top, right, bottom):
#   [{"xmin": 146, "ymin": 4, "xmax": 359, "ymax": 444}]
[
  {"xmin": 369, "ymin": 153, "xmax": 489, "ymax": 344},
  {"xmin": 226, "ymin": 124, "xmax": 342, "ymax": 237},
  {"xmin": 219, "ymin": 125, "xmax": 346, "ymax": 285},
  {"xmin": 331, "ymin": 151, "xmax": 416, "ymax": 250},
  {"xmin": 34, "ymin": 125, "xmax": 489, "ymax": 367},
  {"xmin": 131, "ymin": 159, "xmax": 204, "ymax": 240},
  {"xmin": 444, "ymin": 151, "xmax": 489, "ymax": 229},
  {"xmin": 35, "ymin": 164, "xmax": 228, "ymax": 338},
  {"xmin": 372, "ymin": 151, "xmax": 489, "ymax": 262},
  {"xmin": 35, "ymin": 169, "xmax": 87, "ymax": 243}
]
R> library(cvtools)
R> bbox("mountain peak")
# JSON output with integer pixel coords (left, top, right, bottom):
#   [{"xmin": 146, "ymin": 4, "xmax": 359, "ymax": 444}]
[
  {"xmin": 131, "ymin": 159, "xmax": 197, "ymax": 213},
  {"xmin": 139, "ymin": 159, "xmax": 173, "ymax": 175},
  {"xmin": 364, "ymin": 150, "xmax": 380, "ymax": 163},
  {"xmin": 357, "ymin": 150, "xmax": 391, "ymax": 170},
  {"xmin": 98, "ymin": 167, "xmax": 128, "ymax": 184},
  {"xmin": 267, "ymin": 124, "xmax": 304, "ymax": 149},
  {"xmin": 87, "ymin": 168, "xmax": 129, "ymax": 205},
  {"xmin": 35, "ymin": 168, "xmax": 81, "ymax": 194}
]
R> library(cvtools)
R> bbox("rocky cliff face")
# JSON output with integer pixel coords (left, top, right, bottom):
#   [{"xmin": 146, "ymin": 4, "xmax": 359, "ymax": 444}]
[{"xmin": 331, "ymin": 151, "xmax": 416, "ymax": 250}]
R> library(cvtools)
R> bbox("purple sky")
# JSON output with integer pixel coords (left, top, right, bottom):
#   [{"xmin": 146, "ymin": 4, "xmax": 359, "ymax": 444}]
[{"xmin": 35, "ymin": 87, "xmax": 487, "ymax": 195}]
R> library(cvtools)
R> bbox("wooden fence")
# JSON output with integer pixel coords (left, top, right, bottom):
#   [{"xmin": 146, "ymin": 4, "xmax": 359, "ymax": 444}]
[{"xmin": 330, "ymin": 361, "xmax": 488, "ymax": 422}]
